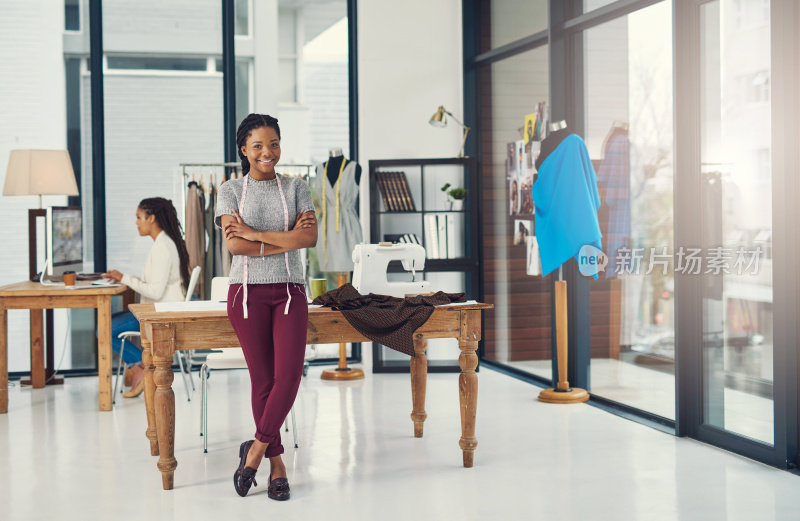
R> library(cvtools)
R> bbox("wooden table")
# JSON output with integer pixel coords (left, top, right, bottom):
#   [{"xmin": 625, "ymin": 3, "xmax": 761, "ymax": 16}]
[
  {"xmin": 129, "ymin": 301, "xmax": 493, "ymax": 490},
  {"xmin": 0, "ymin": 280, "xmax": 132, "ymax": 413}
]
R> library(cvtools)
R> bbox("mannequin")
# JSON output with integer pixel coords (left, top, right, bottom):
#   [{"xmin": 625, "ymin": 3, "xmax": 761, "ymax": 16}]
[
  {"xmin": 313, "ymin": 148, "xmax": 363, "ymax": 273},
  {"xmin": 316, "ymin": 148, "xmax": 366, "ymax": 380},
  {"xmin": 325, "ymin": 148, "xmax": 362, "ymax": 186},
  {"xmin": 535, "ymin": 120, "xmax": 570, "ymax": 171}
]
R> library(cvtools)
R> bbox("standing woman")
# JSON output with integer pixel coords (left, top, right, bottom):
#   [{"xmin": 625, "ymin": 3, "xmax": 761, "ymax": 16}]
[
  {"xmin": 102, "ymin": 197, "xmax": 191, "ymax": 397},
  {"xmin": 215, "ymin": 114, "xmax": 317, "ymax": 501}
]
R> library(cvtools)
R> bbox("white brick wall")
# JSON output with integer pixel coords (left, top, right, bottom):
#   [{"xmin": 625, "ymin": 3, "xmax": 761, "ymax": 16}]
[{"xmin": 0, "ymin": 0, "xmax": 69, "ymax": 372}]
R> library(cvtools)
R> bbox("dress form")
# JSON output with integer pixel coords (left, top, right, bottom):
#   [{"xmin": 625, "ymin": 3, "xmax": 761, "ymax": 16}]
[
  {"xmin": 319, "ymin": 147, "xmax": 365, "ymax": 380},
  {"xmin": 325, "ymin": 148, "xmax": 362, "ymax": 186}
]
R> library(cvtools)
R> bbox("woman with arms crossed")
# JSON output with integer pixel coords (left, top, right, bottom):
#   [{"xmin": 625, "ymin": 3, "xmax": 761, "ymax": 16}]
[{"xmin": 216, "ymin": 113, "xmax": 317, "ymax": 501}]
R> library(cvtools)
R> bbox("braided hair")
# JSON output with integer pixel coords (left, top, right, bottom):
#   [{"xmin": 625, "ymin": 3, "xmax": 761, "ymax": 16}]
[
  {"xmin": 236, "ymin": 113, "xmax": 281, "ymax": 176},
  {"xmin": 138, "ymin": 197, "xmax": 191, "ymax": 292}
]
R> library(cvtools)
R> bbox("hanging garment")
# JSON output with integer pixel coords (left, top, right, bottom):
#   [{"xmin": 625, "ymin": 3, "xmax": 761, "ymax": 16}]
[
  {"xmin": 185, "ymin": 182, "xmax": 206, "ymax": 296},
  {"xmin": 218, "ymin": 179, "xmax": 232, "ymax": 276},
  {"xmin": 212, "ymin": 186, "xmax": 227, "ymax": 276},
  {"xmin": 596, "ymin": 130, "xmax": 631, "ymax": 278},
  {"xmin": 311, "ymin": 283, "xmax": 466, "ymax": 356},
  {"xmin": 313, "ymin": 160, "xmax": 363, "ymax": 272},
  {"xmin": 203, "ymin": 184, "xmax": 217, "ymax": 297},
  {"xmin": 532, "ymin": 133, "xmax": 602, "ymax": 277}
]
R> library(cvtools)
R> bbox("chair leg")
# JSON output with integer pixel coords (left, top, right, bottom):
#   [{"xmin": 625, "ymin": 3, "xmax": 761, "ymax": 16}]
[
  {"xmin": 186, "ymin": 351, "xmax": 195, "ymax": 391},
  {"xmin": 202, "ymin": 366, "xmax": 209, "ymax": 454},
  {"xmin": 291, "ymin": 406, "xmax": 298, "ymax": 448},
  {"xmin": 113, "ymin": 338, "xmax": 126, "ymax": 405},
  {"xmin": 175, "ymin": 351, "xmax": 192, "ymax": 401},
  {"xmin": 200, "ymin": 364, "xmax": 208, "ymax": 436}
]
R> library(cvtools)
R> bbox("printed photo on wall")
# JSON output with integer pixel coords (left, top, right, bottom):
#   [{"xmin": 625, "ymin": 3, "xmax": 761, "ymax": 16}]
[
  {"xmin": 506, "ymin": 142, "xmax": 517, "ymax": 179},
  {"xmin": 526, "ymin": 236, "xmax": 542, "ymax": 276},
  {"xmin": 524, "ymin": 113, "xmax": 537, "ymax": 146},
  {"xmin": 515, "ymin": 140, "xmax": 524, "ymax": 174},
  {"xmin": 533, "ymin": 101, "xmax": 548, "ymax": 142},
  {"xmin": 513, "ymin": 219, "xmax": 532, "ymax": 246},
  {"xmin": 519, "ymin": 174, "xmax": 534, "ymax": 215},
  {"xmin": 509, "ymin": 178, "xmax": 520, "ymax": 215}
]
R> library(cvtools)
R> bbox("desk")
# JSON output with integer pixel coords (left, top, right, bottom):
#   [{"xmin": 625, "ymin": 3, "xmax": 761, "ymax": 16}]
[
  {"xmin": 0, "ymin": 281, "xmax": 132, "ymax": 413},
  {"xmin": 129, "ymin": 301, "xmax": 493, "ymax": 490}
]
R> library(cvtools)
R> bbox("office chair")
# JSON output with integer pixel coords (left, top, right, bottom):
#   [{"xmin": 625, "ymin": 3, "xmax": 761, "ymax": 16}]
[{"xmin": 112, "ymin": 265, "xmax": 201, "ymax": 404}]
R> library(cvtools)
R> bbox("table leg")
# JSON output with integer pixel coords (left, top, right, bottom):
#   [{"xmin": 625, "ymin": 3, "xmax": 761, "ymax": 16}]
[
  {"xmin": 30, "ymin": 309, "xmax": 45, "ymax": 388},
  {"xmin": 0, "ymin": 304, "xmax": 7, "ymax": 413},
  {"xmin": 141, "ymin": 331, "xmax": 159, "ymax": 456},
  {"xmin": 458, "ymin": 310, "xmax": 481, "ymax": 468},
  {"xmin": 97, "ymin": 296, "xmax": 112, "ymax": 411},
  {"xmin": 410, "ymin": 335, "xmax": 428, "ymax": 438},
  {"xmin": 152, "ymin": 324, "xmax": 177, "ymax": 490}
]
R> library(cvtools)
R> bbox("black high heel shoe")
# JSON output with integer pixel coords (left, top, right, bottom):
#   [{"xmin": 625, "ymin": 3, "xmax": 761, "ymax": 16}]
[{"xmin": 233, "ymin": 440, "xmax": 258, "ymax": 497}]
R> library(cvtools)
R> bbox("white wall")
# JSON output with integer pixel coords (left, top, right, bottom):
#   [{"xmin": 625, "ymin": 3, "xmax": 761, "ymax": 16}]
[
  {"xmin": 0, "ymin": 0, "xmax": 70, "ymax": 372},
  {"xmin": 357, "ymin": 0, "xmax": 464, "ymax": 363},
  {"xmin": 357, "ymin": 0, "xmax": 464, "ymax": 240}
]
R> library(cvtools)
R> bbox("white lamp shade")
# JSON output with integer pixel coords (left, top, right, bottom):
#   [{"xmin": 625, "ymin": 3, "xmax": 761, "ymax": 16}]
[{"xmin": 3, "ymin": 149, "xmax": 79, "ymax": 197}]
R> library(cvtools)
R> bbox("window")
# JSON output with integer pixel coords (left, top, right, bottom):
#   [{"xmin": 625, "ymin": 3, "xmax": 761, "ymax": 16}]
[
  {"xmin": 584, "ymin": 1, "xmax": 676, "ymax": 419},
  {"xmin": 65, "ymin": 0, "xmax": 80, "ymax": 31},
  {"xmin": 235, "ymin": 0, "xmax": 250, "ymax": 37},
  {"xmin": 106, "ymin": 56, "xmax": 209, "ymax": 72},
  {"xmin": 478, "ymin": 46, "xmax": 552, "ymax": 380}
]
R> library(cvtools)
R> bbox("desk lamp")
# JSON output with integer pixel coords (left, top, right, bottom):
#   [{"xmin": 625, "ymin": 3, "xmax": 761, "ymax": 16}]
[
  {"xmin": 429, "ymin": 105, "xmax": 471, "ymax": 158},
  {"xmin": 3, "ymin": 149, "xmax": 79, "ymax": 278},
  {"xmin": 3, "ymin": 150, "xmax": 79, "ymax": 387}
]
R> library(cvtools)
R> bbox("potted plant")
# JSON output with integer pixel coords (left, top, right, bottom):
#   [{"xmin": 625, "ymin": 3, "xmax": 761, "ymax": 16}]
[{"xmin": 441, "ymin": 183, "xmax": 467, "ymax": 210}]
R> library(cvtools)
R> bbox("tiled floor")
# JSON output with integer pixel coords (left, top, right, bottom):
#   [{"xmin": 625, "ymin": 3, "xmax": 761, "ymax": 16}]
[{"xmin": 1, "ymin": 364, "xmax": 798, "ymax": 521}]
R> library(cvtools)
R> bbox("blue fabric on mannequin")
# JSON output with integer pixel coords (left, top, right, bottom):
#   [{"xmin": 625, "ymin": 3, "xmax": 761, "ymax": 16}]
[{"xmin": 532, "ymin": 133, "xmax": 603, "ymax": 277}]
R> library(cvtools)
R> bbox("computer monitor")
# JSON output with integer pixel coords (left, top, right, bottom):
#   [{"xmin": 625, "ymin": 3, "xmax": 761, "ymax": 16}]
[{"xmin": 46, "ymin": 206, "xmax": 83, "ymax": 276}]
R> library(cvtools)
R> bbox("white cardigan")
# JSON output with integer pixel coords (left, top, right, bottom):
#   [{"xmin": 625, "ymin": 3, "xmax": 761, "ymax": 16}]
[{"xmin": 121, "ymin": 231, "xmax": 186, "ymax": 304}]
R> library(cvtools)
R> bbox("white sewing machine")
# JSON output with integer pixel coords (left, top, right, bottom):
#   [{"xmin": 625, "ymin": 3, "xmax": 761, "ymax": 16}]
[{"xmin": 351, "ymin": 243, "xmax": 430, "ymax": 298}]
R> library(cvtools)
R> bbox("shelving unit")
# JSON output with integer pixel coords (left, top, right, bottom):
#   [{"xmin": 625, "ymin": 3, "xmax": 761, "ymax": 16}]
[{"xmin": 368, "ymin": 157, "xmax": 480, "ymax": 373}]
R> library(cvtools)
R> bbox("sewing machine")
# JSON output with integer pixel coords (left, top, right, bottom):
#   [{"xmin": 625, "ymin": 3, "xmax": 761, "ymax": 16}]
[{"xmin": 352, "ymin": 243, "xmax": 430, "ymax": 298}]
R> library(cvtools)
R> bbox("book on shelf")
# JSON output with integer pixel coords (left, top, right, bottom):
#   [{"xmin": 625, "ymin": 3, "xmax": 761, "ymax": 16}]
[
  {"xmin": 437, "ymin": 214, "xmax": 448, "ymax": 261},
  {"xmin": 376, "ymin": 175, "xmax": 392, "ymax": 211},
  {"xmin": 424, "ymin": 214, "xmax": 439, "ymax": 259},
  {"xmin": 397, "ymin": 171, "xmax": 416, "ymax": 211},
  {"xmin": 384, "ymin": 233, "xmax": 421, "ymax": 245},
  {"xmin": 384, "ymin": 172, "xmax": 401, "ymax": 211},
  {"xmin": 377, "ymin": 171, "xmax": 416, "ymax": 212},
  {"xmin": 423, "ymin": 213, "xmax": 464, "ymax": 259}
]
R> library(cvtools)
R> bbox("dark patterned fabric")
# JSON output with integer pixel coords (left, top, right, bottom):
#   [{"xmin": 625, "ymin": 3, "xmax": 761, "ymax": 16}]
[{"xmin": 312, "ymin": 284, "xmax": 466, "ymax": 356}]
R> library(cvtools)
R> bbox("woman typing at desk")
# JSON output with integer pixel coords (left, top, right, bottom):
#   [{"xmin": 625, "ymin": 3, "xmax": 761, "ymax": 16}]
[
  {"xmin": 216, "ymin": 114, "xmax": 316, "ymax": 502},
  {"xmin": 102, "ymin": 197, "xmax": 191, "ymax": 398}
]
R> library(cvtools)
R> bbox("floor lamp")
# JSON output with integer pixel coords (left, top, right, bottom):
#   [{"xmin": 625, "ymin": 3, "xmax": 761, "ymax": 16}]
[{"xmin": 3, "ymin": 149, "xmax": 80, "ymax": 385}]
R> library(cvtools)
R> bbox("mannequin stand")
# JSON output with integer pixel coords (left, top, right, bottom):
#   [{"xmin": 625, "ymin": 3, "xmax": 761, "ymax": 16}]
[
  {"xmin": 538, "ymin": 280, "xmax": 589, "ymax": 404},
  {"xmin": 321, "ymin": 273, "xmax": 365, "ymax": 381}
]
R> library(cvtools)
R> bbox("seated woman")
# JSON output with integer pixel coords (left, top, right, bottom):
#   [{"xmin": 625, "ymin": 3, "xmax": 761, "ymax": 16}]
[{"xmin": 102, "ymin": 197, "xmax": 191, "ymax": 398}]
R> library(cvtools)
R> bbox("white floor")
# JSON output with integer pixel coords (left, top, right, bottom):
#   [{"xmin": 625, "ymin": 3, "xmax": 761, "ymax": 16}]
[{"xmin": 1, "ymin": 365, "xmax": 799, "ymax": 521}]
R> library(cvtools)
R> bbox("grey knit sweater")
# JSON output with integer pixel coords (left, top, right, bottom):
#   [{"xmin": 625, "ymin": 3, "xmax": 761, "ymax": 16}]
[{"xmin": 215, "ymin": 175, "xmax": 315, "ymax": 285}]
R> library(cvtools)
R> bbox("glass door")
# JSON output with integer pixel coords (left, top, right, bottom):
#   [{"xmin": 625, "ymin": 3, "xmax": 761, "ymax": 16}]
[{"xmin": 691, "ymin": 0, "xmax": 777, "ymax": 454}]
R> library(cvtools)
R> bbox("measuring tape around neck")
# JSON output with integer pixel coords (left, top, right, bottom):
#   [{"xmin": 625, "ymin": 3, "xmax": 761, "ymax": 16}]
[{"xmin": 237, "ymin": 174, "xmax": 293, "ymax": 318}]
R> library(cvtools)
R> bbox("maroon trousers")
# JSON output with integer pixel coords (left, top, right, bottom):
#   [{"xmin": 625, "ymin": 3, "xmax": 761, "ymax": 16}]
[{"xmin": 227, "ymin": 283, "xmax": 308, "ymax": 457}]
